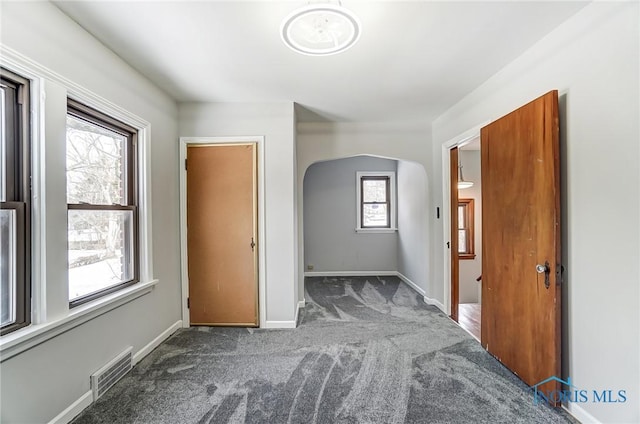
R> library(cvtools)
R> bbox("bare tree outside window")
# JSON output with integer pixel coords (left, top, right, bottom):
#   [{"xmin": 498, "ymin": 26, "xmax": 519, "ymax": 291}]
[
  {"xmin": 66, "ymin": 101, "xmax": 138, "ymax": 306},
  {"xmin": 66, "ymin": 115, "xmax": 126, "ymax": 205}
]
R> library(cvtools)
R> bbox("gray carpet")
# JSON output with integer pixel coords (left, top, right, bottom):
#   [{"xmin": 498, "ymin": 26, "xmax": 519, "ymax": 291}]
[{"xmin": 72, "ymin": 276, "xmax": 576, "ymax": 424}]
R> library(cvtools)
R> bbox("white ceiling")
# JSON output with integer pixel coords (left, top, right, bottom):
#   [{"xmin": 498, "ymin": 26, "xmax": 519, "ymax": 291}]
[{"xmin": 53, "ymin": 1, "xmax": 588, "ymax": 123}]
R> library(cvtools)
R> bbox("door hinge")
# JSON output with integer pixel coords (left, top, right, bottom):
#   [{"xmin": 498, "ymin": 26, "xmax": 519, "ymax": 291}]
[
  {"xmin": 185, "ymin": 159, "xmax": 187, "ymax": 170},
  {"xmin": 187, "ymin": 298, "xmax": 190, "ymax": 309},
  {"xmin": 447, "ymin": 241, "xmax": 450, "ymax": 249}
]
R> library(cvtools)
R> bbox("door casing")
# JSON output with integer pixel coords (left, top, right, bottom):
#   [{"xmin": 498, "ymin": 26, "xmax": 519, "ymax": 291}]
[
  {"xmin": 179, "ymin": 136, "xmax": 266, "ymax": 328},
  {"xmin": 441, "ymin": 123, "xmax": 488, "ymax": 318}
]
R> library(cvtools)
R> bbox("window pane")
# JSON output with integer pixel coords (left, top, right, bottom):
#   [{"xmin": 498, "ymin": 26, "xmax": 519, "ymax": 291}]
[
  {"xmin": 458, "ymin": 229, "xmax": 467, "ymax": 253},
  {"xmin": 363, "ymin": 203, "xmax": 388, "ymax": 227},
  {"xmin": 458, "ymin": 205, "xmax": 465, "ymax": 229},
  {"xmin": 68, "ymin": 210, "xmax": 134, "ymax": 301},
  {"xmin": 1, "ymin": 209, "xmax": 16, "ymax": 326},
  {"xmin": 362, "ymin": 179, "xmax": 387, "ymax": 202},
  {"xmin": 66, "ymin": 115, "xmax": 127, "ymax": 205}
]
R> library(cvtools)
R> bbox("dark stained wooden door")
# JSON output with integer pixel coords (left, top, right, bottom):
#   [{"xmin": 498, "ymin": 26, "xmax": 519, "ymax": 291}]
[
  {"xmin": 480, "ymin": 91, "xmax": 561, "ymax": 399},
  {"xmin": 450, "ymin": 147, "xmax": 459, "ymax": 322},
  {"xmin": 187, "ymin": 144, "xmax": 258, "ymax": 326}
]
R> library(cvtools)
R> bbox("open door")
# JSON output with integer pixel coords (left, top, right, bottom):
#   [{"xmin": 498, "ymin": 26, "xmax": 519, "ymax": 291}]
[
  {"xmin": 450, "ymin": 147, "xmax": 459, "ymax": 322},
  {"xmin": 480, "ymin": 91, "xmax": 561, "ymax": 401}
]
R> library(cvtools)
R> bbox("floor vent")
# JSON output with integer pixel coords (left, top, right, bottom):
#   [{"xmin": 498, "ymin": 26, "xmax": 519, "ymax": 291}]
[{"xmin": 90, "ymin": 347, "xmax": 133, "ymax": 401}]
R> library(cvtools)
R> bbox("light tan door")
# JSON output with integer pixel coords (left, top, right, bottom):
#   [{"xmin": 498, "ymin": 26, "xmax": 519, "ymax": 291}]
[
  {"xmin": 187, "ymin": 143, "xmax": 258, "ymax": 326},
  {"xmin": 481, "ymin": 91, "xmax": 561, "ymax": 401}
]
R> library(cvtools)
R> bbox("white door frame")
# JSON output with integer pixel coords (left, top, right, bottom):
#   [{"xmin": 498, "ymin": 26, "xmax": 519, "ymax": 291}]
[
  {"xmin": 441, "ymin": 123, "xmax": 488, "ymax": 316},
  {"xmin": 179, "ymin": 136, "xmax": 267, "ymax": 328}
]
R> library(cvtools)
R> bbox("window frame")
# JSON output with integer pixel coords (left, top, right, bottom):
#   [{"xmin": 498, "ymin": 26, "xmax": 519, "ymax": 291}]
[
  {"xmin": 355, "ymin": 171, "xmax": 397, "ymax": 233},
  {"xmin": 66, "ymin": 99, "xmax": 140, "ymax": 307},
  {"xmin": 0, "ymin": 67, "xmax": 31, "ymax": 336},
  {"xmin": 0, "ymin": 49, "xmax": 156, "ymax": 359},
  {"xmin": 458, "ymin": 198, "xmax": 475, "ymax": 260}
]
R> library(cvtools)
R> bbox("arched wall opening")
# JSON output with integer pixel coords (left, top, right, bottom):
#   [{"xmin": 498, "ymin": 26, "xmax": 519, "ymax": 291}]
[{"xmin": 299, "ymin": 154, "xmax": 432, "ymax": 304}]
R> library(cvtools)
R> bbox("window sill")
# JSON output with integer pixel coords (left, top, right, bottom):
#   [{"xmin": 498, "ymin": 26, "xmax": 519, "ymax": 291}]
[
  {"xmin": 355, "ymin": 228, "xmax": 398, "ymax": 234},
  {"xmin": 0, "ymin": 279, "xmax": 158, "ymax": 362}
]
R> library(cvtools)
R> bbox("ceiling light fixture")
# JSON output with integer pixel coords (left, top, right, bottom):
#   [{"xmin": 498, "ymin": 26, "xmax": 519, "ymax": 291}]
[
  {"xmin": 458, "ymin": 164, "xmax": 474, "ymax": 190},
  {"xmin": 280, "ymin": 2, "xmax": 361, "ymax": 56}
]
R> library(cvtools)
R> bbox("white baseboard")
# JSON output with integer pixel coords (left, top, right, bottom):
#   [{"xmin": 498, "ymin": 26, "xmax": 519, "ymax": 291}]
[
  {"xmin": 563, "ymin": 403, "xmax": 601, "ymax": 423},
  {"xmin": 424, "ymin": 296, "xmax": 446, "ymax": 313},
  {"xmin": 263, "ymin": 320, "xmax": 297, "ymax": 329},
  {"xmin": 294, "ymin": 303, "xmax": 300, "ymax": 326},
  {"xmin": 264, "ymin": 301, "xmax": 305, "ymax": 330},
  {"xmin": 395, "ymin": 274, "xmax": 447, "ymax": 314},
  {"xmin": 47, "ymin": 320, "xmax": 183, "ymax": 424},
  {"xmin": 133, "ymin": 320, "xmax": 182, "ymax": 365},
  {"xmin": 396, "ymin": 272, "xmax": 426, "ymax": 297},
  {"xmin": 47, "ymin": 390, "xmax": 92, "ymax": 424},
  {"xmin": 304, "ymin": 271, "xmax": 397, "ymax": 277}
]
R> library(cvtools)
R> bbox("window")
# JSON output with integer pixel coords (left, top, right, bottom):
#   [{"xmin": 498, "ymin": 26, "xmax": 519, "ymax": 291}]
[
  {"xmin": 0, "ymin": 54, "xmax": 155, "ymax": 357},
  {"xmin": 1, "ymin": 68, "xmax": 31, "ymax": 335},
  {"xmin": 356, "ymin": 171, "xmax": 396, "ymax": 231},
  {"xmin": 458, "ymin": 198, "xmax": 475, "ymax": 259},
  {"xmin": 66, "ymin": 100, "xmax": 139, "ymax": 306}
]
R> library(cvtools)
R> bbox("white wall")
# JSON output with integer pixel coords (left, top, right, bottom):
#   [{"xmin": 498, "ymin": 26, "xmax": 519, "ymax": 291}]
[
  {"xmin": 458, "ymin": 150, "xmax": 481, "ymax": 304},
  {"xmin": 178, "ymin": 102, "xmax": 297, "ymax": 324},
  {"xmin": 397, "ymin": 160, "xmax": 429, "ymax": 294},
  {"xmin": 431, "ymin": 2, "xmax": 639, "ymax": 422},
  {"xmin": 304, "ymin": 156, "xmax": 398, "ymax": 273},
  {"xmin": 0, "ymin": 2, "xmax": 181, "ymax": 423},
  {"xmin": 297, "ymin": 122, "xmax": 432, "ymax": 301}
]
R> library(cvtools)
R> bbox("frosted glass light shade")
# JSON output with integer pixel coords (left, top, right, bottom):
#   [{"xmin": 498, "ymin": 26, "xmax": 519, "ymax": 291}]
[
  {"xmin": 280, "ymin": 4, "xmax": 361, "ymax": 56},
  {"xmin": 458, "ymin": 180, "xmax": 474, "ymax": 189},
  {"xmin": 457, "ymin": 164, "xmax": 474, "ymax": 189}
]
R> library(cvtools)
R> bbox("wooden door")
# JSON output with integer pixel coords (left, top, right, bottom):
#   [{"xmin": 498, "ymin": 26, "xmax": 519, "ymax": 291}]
[
  {"xmin": 450, "ymin": 147, "xmax": 459, "ymax": 322},
  {"xmin": 186, "ymin": 143, "xmax": 258, "ymax": 326},
  {"xmin": 481, "ymin": 91, "xmax": 561, "ymax": 400}
]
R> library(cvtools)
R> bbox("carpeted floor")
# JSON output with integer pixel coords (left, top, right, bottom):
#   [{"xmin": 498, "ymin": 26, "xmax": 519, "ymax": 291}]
[{"xmin": 72, "ymin": 276, "xmax": 576, "ymax": 424}]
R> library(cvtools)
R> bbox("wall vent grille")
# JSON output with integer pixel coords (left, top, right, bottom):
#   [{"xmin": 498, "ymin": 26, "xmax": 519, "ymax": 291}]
[{"xmin": 90, "ymin": 347, "xmax": 133, "ymax": 401}]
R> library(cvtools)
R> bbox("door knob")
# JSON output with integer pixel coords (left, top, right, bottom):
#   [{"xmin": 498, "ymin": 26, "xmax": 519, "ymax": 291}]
[
  {"xmin": 536, "ymin": 261, "xmax": 551, "ymax": 289},
  {"xmin": 536, "ymin": 264, "xmax": 548, "ymax": 274}
]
